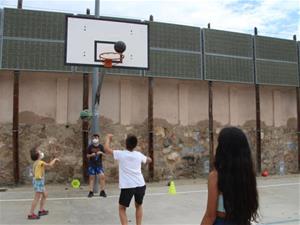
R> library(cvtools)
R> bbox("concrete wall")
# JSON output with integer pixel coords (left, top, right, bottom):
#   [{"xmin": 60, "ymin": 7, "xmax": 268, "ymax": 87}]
[
  {"xmin": 212, "ymin": 82, "xmax": 256, "ymax": 126},
  {"xmin": 0, "ymin": 71, "xmax": 296, "ymax": 128},
  {"xmin": 0, "ymin": 70, "xmax": 298, "ymax": 184},
  {"xmin": 0, "ymin": 72, "xmax": 13, "ymax": 122},
  {"xmin": 153, "ymin": 79, "xmax": 208, "ymax": 125}
]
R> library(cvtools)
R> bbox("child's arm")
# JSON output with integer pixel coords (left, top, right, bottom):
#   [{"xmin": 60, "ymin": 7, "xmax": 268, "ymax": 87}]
[
  {"xmin": 97, "ymin": 148, "xmax": 105, "ymax": 155},
  {"xmin": 87, "ymin": 152, "xmax": 96, "ymax": 158},
  {"xmin": 146, "ymin": 157, "xmax": 152, "ymax": 164},
  {"xmin": 44, "ymin": 158, "xmax": 60, "ymax": 168},
  {"xmin": 104, "ymin": 134, "xmax": 114, "ymax": 155}
]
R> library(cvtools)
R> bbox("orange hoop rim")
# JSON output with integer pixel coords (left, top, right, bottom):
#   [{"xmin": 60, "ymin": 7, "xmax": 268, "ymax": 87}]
[{"xmin": 99, "ymin": 52, "xmax": 124, "ymax": 68}]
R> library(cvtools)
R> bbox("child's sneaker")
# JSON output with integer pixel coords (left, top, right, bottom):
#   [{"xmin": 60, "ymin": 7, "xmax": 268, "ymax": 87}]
[
  {"xmin": 100, "ymin": 190, "xmax": 107, "ymax": 197},
  {"xmin": 88, "ymin": 191, "xmax": 94, "ymax": 198},
  {"xmin": 38, "ymin": 209, "xmax": 49, "ymax": 216},
  {"xmin": 27, "ymin": 213, "xmax": 40, "ymax": 220}
]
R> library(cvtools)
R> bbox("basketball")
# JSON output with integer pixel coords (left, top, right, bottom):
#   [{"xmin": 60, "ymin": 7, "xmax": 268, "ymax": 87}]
[
  {"xmin": 114, "ymin": 41, "xmax": 126, "ymax": 53},
  {"xmin": 261, "ymin": 170, "xmax": 269, "ymax": 177}
]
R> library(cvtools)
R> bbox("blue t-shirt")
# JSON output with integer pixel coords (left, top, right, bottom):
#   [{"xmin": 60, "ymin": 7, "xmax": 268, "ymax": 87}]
[{"xmin": 87, "ymin": 144, "xmax": 105, "ymax": 168}]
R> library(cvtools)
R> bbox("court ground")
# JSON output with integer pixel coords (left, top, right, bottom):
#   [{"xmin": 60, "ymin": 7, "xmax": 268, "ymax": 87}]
[{"xmin": 0, "ymin": 174, "xmax": 299, "ymax": 225}]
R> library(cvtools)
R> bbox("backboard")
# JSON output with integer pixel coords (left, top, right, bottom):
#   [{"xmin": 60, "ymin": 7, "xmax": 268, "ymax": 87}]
[{"xmin": 65, "ymin": 15, "xmax": 149, "ymax": 69}]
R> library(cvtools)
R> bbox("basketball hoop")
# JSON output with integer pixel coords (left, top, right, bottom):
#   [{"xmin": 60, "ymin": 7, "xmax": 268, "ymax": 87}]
[{"xmin": 99, "ymin": 52, "xmax": 124, "ymax": 68}]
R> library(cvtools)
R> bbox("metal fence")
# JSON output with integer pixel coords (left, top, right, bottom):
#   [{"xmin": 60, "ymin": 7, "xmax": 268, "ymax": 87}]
[{"xmin": 0, "ymin": 8, "xmax": 299, "ymax": 86}]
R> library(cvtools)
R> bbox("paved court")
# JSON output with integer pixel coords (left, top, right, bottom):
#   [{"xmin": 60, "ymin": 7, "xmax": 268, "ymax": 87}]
[{"xmin": 0, "ymin": 175, "xmax": 299, "ymax": 225}]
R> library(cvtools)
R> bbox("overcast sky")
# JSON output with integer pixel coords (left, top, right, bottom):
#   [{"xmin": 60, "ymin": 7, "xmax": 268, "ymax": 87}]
[{"xmin": 1, "ymin": 0, "xmax": 299, "ymax": 39}]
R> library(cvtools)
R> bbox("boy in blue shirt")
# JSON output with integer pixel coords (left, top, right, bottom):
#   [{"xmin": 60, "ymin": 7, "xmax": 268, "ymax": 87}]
[{"xmin": 87, "ymin": 134, "xmax": 106, "ymax": 197}]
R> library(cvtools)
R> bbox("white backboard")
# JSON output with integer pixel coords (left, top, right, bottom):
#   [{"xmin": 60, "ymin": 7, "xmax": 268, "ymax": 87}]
[{"xmin": 65, "ymin": 16, "xmax": 149, "ymax": 69}]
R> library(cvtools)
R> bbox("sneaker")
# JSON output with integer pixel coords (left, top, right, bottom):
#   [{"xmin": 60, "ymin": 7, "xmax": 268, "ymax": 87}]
[
  {"xmin": 100, "ymin": 190, "xmax": 107, "ymax": 197},
  {"xmin": 27, "ymin": 213, "xmax": 40, "ymax": 220},
  {"xmin": 88, "ymin": 191, "xmax": 94, "ymax": 198},
  {"xmin": 38, "ymin": 209, "xmax": 49, "ymax": 216}
]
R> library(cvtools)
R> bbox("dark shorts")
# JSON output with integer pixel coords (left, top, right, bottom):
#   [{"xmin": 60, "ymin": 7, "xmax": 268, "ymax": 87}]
[
  {"xmin": 88, "ymin": 166, "xmax": 104, "ymax": 176},
  {"xmin": 119, "ymin": 185, "xmax": 146, "ymax": 207}
]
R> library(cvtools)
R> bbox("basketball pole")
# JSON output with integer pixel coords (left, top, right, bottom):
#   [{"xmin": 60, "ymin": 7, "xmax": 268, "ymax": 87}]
[
  {"xmin": 12, "ymin": 0, "xmax": 23, "ymax": 185},
  {"xmin": 253, "ymin": 27, "xmax": 262, "ymax": 174},
  {"xmin": 91, "ymin": 0, "xmax": 102, "ymax": 193}
]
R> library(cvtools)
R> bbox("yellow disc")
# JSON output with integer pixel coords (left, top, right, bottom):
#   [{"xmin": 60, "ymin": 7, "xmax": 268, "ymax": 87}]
[{"xmin": 71, "ymin": 179, "xmax": 80, "ymax": 189}]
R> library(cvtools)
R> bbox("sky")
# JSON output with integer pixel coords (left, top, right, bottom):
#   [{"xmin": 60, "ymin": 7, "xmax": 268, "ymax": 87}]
[{"xmin": 0, "ymin": 0, "xmax": 299, "ymax": 39}]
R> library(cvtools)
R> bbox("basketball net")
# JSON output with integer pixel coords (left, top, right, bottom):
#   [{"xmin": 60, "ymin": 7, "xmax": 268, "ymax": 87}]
[{"xmin": 99, "ymin": 52, "xmax": 124, "ymax": 68}]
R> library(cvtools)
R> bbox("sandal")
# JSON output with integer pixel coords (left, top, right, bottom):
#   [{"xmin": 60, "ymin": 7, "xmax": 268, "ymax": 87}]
[
  {"xmin": 38, "ymin": 209, "xmax": 49, "ymax": 216},
  {"xmin": 27, "ymin": 213, "xmax": 40, "ymax": 220}
]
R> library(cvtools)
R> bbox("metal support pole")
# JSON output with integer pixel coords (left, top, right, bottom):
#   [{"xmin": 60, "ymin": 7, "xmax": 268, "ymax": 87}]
[
  {"xmin": 148, "ymin": 77, "xmax": 154, "ymax": 180},
  {"xmin": 13, "ymin": 70, "xmax": 20, "ymax": 184},
  {"xmin": 208, "ymin": 81, "xmax": 214, "ymax": 171},
  {"xmin": 204, "ymin": 24, "xmax": 214, "ymax": 171},
  {"xmin": 91, "ymin": 0, "xmax": 100, "ymax": 136},
  {"xmin": 81, "ymin": 9, "xmax": 91, "ymax": 184},
  {"xmin": 253, "ymin": 27, "xmax": 261, "ymax": 174},
  {"xmin": 297, "ymin": 87, "xmax": 300, "ymax": 172},
  {"xmin": 91, "ymin": 0, "xmax": 102, "ymax": 193},
  {"xmin": 255, "ymin": 84, "xmax": 261, "ymax": 173},
  {"xmin": 82, "ymin": 72, "xmax": 89, "ymax": 183},
  {"xmin": 148, "ymin": 15, "xmax": 154, "ymax": 181},
  {"xmin": 294, "ymin": 35, "xmax": 300, "ymax": 172},
  {"xmin": 12, "ymin": 0, "xmax": 23, "ymax": 185},
  {"xmin": 17, "ymin": 0, "xmax": 22, "ymax": 9}
]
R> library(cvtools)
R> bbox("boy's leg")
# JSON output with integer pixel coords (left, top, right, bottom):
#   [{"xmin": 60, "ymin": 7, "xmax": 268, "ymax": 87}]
[
  {"xmin": 119, "ymin": 204, "xmax": 128, "ymax": 225},
  {"xmin": 119, "ymin": 188, "xmax": 134, "ymax": 225},
  {"xmin": 89, "ymin": 175, "xmax": 95, "ymax": 192},
  {"xmin": 99, "ymin": 173, "xmax": 105, "ymax": 191},
  {"xmin": 39, "ymin": 190, "xmax": 48, "ymax": 211},
  {"xmin": 98, "ymin": 167, "xmax": 107, "ymax": 197},
  {"xmin": 29, "ymin": 192, "xmax": 41, "ymax": 214},
  {"xmin": 134, "ymin": 186, "xmax": 146, "ymax": 225},
  {"xmin": 88, "ymin": 175, "xmax": 95, "ymax": 197},
  {"xmin": 135, "ymin": 202, "xmax": 143, "ymax": 225},
  {"xmin": 88, "ymin": 166, "xmax": 95, "ymax": 197}
]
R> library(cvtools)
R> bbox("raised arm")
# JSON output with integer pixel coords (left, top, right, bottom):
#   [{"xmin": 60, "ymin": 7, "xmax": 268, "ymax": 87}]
[
  {"xmin": 104, "ymin": 134, "xmax": 114, "ymax": 155},
  {"xmin": 44, "ymin": 158, "xmax": 60, "ymax": 168}
]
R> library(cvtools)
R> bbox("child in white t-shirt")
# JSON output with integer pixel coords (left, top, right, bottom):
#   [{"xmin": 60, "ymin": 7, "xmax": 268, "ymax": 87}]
[{"xmin": 104, "ymin": 134, "xmax": 152, "ymax": 225}]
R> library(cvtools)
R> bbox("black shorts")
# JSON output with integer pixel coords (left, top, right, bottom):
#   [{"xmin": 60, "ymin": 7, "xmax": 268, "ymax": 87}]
[{"xmin": 119, "ymin": 185, "xmax": 146, "ymax": 207}]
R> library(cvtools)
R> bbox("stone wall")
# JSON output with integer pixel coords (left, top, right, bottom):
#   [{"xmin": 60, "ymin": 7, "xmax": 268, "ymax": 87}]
[
  {"xmin": 261, "ymin": 123, "xmax": 298, "ymax": 174},
  {"xmin": 0, "ymin": 116, "xmax": 149, "ymax": 185},
  {"xmin": 0, "ymin": 71, "xmax": 298, "ymax": 185},
  {"xmin": 0, "ymin": 120, "xmax": 83, "ymax": 185},
  {"xmin": 153, "ymin": 119, "xmax": 210, "ymax": 180}
]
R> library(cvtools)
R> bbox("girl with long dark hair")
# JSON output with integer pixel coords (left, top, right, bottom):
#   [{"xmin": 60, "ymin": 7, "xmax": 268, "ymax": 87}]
[{"xmin": 201, "ymin": 127, "xmax": 259, "ymax": 225}]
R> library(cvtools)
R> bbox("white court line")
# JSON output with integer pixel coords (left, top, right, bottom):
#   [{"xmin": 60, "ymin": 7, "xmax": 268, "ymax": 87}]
[
  {"xmin": 0, "ymin": 191, "xmax": 207, "ymax": 202},
  {"xmin": 0, "ymin": 182, "xmax": 299, "ymax": 202},
  {"xmin": 2, "ymin": 180, "xmax": 299, "ymax": 194},
  {"xmin": 258, "ymin": 182, "xmax": 300, "ymax": 188}
]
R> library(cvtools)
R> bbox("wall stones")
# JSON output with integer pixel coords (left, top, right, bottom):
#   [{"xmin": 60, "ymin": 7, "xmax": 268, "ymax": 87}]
[
  {"xmin": 261, "ymin": 126, "xmax": 298, "ymax": 174},
  {"xmin": 0, "ymin": 117, "xmax": 298, "ymax": 185},
  {"xmin": 153, "ymin": 119, "xmax": 210, "ymax": 180}
]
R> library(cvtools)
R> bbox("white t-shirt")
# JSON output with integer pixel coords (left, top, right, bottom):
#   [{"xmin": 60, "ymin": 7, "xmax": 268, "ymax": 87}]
[{"xmin": 113, "ymin": 150, "xmax": 147, "ymax": 189}]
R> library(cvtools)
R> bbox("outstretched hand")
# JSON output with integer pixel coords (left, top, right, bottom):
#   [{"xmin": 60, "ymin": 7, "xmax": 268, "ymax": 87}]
[
  {"xmin": 54, "ymin": 158, "xmax": 60, "ymax": 163},
  {"xmin": 104, "ymin": 134, "xmax": 114, "ymax": 155},
  {"xmin": 106, "ymin": 134, "xmax": 113, "ymax": 141}
]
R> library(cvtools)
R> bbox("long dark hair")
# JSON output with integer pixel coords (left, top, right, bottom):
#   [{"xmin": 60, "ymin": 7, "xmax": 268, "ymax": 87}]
[{"xmin": 214, "ymin": 127, "xmax": 259, "ymax": 225}]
